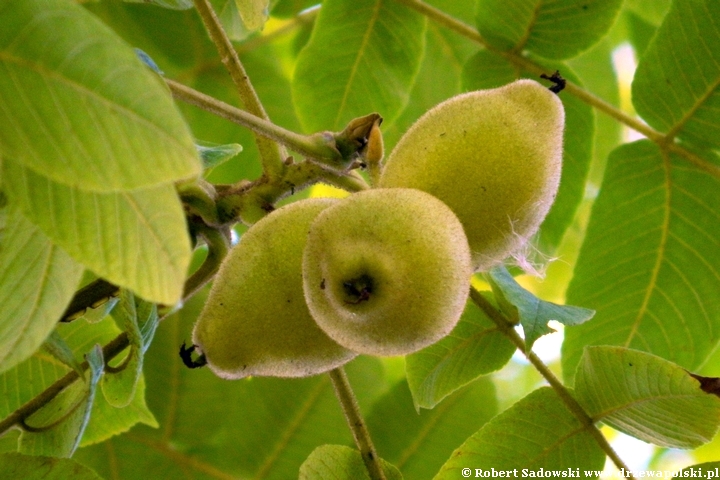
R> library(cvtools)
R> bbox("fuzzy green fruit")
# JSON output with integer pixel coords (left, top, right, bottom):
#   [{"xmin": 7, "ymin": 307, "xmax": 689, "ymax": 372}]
[
  {"xmin": 302, "ymin": 188, "xmax": 472, "ymax": 356},
  {"xmin": 192, "ymin": 198, "xmax": 356, "ymax": 379},
  {"xmin": 380, "ymin": 79, "xmax": 564, "ymax": 271}
]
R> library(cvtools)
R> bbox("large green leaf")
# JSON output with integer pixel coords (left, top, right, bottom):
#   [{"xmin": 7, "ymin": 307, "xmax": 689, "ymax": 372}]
[
  {"xmin": 0, "ymin": 0, "xmax": 200, "ymax": 192},
  {"xmin": 405, "ymin": 296, "xmax": 514, "ymax": 410},
  {"xmin": 632, "ymin": 0, "xmax": 720, "ymax": 149},
  {"xmin": 74, "ymin": 292, "xmax": 389, "ymax": 479},
  {"xmin": 3, "ymin": 157, "xmax": 191, "ymax": 305},
  {"xmin": 562, "ymin": 141, "xmax": 720, "ymax": 383},
  {"xmin": 475, "ymin": 0, "xmax": 623, "ymax": 60},
  {"xmin": 575, "ymin": 346, "xmax": 720, "ymax": 448},
  {"xmin": 0, "ymin": 207, "xmax": 83, "ymax": 373},
  {"xmin": 0, "ymin": 453, "xmax": 103, "ymax": 480},
  {"xmin": 462, "ymin": 51, "xmax": 594, "ymax": 256},
  {"xmin": 292, "ymin": 0, "xmax": 426, "ymax": 133},
  {"xmin": 434, "ymin": 387, "xmax": 605, "ymax": 477},
  {"xmin": 299, "ymin": 445, "xmax": 402, "ymax": 480},
  {"xmin": 367, "ymin": 377, "xmax": 497, "ymax": 479},
  {"xmin": 382, "ymin": 6, "xmax": 478, "ymax": 151}
]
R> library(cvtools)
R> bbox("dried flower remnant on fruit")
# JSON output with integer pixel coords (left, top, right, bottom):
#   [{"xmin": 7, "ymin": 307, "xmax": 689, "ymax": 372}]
[
  {"xmin": 540, "ymin": 70, "xmax": 566, "ymax": 94},
  {"xmin": 179, "ymin": 342, "xmax": 207, "ymax": 369}
]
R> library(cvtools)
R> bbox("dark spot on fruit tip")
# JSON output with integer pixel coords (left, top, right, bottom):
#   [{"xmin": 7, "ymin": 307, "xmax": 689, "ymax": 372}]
[
  {"xmin": 179, "ymin": 342, "xmax": 207, "ymax": 369},
  {"xmin": 343, "ymin": 275, "xmax": 373, "ymax": 305},
  {"xmin": 540, "ymin": 70, "xmax": 566, "ymax": 94},
  {"xmin": 320, "ymin": 278, "xmax": 326, "ymax": 290}
]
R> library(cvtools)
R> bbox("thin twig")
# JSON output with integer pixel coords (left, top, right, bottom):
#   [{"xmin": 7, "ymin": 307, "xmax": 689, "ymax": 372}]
[
  {"xmin": 193, "ymin": 0, "xmax": 286, "ymax": 179},
  {"xmin": 167, "ymin": 79, "xmax": 340, "ymax": 162},
  {"xmin": 328, "ymin": 368, "xmax": 386, "ymax": 480},
  {"xmin": 392, "ymin": 0, "xmax": 720, "ymax": 180},
  {"xmin": 469, "ymin": 288, "xmax": 634, "ymax": 477}
]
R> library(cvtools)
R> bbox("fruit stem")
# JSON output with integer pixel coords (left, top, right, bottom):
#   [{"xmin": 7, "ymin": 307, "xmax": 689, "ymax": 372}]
[
  {"xmin": 192, "ymin": 0, "xmax": 286, "ymax": 181},
  {"xmin": 469, "ymin": 287, "xmax": 635, "ymax": 479},
  {"xmin": 328, "ymin": 367, "xmax": 387, "ymax": 480},
  {"xmin": 392, "ymin": 0, "xmax": 720, "ymax": 180},
  {"xmin": 167, "ymin": 79, "xmax": 342, "ymax": 163}
]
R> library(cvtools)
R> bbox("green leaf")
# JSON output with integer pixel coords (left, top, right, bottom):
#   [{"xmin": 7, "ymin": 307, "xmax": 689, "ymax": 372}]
[
  {"xmin": 674, "ymin": 463, "xmax": 720, "ymax": 479},
  {"xmin": 236, "ymin": 0, "xmax": 270, "ymax": 32},
  {"xmin": 475, "ymin": 0, "xmax": 623, "ymax": 60},
  {"xmin": 197, "ymin": 142, "xmax": 243, "ymax": 170},
  {"xmin": 631, "ymin": 0, "xmax": 720, "ymax": 149},
  {"xmin": 299, "ymin": 445, "xmax": 402, "ymax": 480},
  {"xmin": 42, "ymin": 330, "xmax": 84, "ymax": 377},
  {"xmin": 0, "ymin": 452, "xmax": 103, "ymax": 480},
  {"xmin": 562, "ymin": 141, "xmax": 720, "ymax": 383},
  {"xmin": 292, "ymin": 0, "xmax": 426, "ymax": 133},
  {"xmin": 434, "ymin": 387, "xmax": 605, "ymax": 476},
  {"xmin": 81, "ymin": 375, "xmax": 158, "ymax": 447},
  {"xmin": 102, "ymin": 290, "xmax": 158, "ymax": 408},
  {"xmin": 0, "ymin": 315, "xmax": 158, "ymax": 451},
  {"xmin": 382, "ymin": 17, "xmax": 477, "ymax": 151},
  {"xmin": 3, "ymin": 157, "xmax": 191, "ymax": 305},
  {"xmin": 124, "ymin": 0, "xmax": 193, "ymax": 9},
  {"xmin": 0, "ymin": 207, "xmax": 83, "ymax": 373},
  {"xmin": 574, "ymin": 346, "xmax": 720, "ymax": 448},
  {"xmin": 405, "ymin": 297, "xmax": 514, "ymax": 410},
  {"xmin": 461, "ymin": 51, "xmax": 595, "ymax": 256},
  {"xmin": 367, "ymin": 377, "xmax": 497, "ymax": 479},
  {"xmin": 19, "ymin": 345, "xmax": 104, "ymax": 457},
  {"xmin": 209, "ymin": 0, "xmax": 255, "ymax": 41},
  {"xmin": 0, "ymin": 0, "xmax": 200, "ymax": 192},
  {"xmin": 624, "ymin": 0, "xmax": 671, "ymax": 26},
  {"xmin": 488, "ymin": 266, "xmax": 594, "ymax": 349}
]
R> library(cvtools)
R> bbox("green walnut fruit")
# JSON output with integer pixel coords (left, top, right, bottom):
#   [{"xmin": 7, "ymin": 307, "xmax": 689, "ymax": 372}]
[
  {"xmin": 380, "ymin": 79, "xmax": 564, "ymax": 271},
  {"xmin": 192, "ymin": 198, "xmax": 356, "ymax": 379},
  {"xmin": 303, "ymin": 188, "xmax": 472, "ymax": 356}
]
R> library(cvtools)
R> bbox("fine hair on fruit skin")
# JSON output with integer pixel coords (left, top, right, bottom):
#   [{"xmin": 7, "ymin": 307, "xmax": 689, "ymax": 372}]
[
  {"xmin": 192, "ymin": 198, "xmax": 357, "ymax": 380},
  {"xmin": 379, "ymin": 79, "xmax": 565, "ymax": 272},
  {"xmin": 302, "ymin": 188, "xmax": 473, "ymax": 357}
]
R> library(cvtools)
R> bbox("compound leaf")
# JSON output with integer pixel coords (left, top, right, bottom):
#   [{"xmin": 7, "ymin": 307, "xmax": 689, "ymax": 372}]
[
  {"xmin": 293, "ymin": 0, "xmax": 426, "ymax": 133},
  {"xmin": 575, "ymin": 346, "xmax": 720, "ymax": 448},
  {"xmin": 0, "ymin": 0, "xmax": 200, "ymax": 192}
]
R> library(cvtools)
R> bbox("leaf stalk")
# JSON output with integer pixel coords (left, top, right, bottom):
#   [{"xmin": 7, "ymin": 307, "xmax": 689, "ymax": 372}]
[
  {"xmin": 328, "ymin": 367, "xmax": 387, "ymax": 480},
  {"xmin": 470, "ymin": 288, "xmax": 634, "ymax": 477}
]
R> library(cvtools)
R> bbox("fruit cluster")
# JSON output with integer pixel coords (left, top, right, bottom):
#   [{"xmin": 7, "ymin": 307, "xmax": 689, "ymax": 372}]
[{"xmin": 192, "ymin": 79, "xmax": 565, "ymax": 379}]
